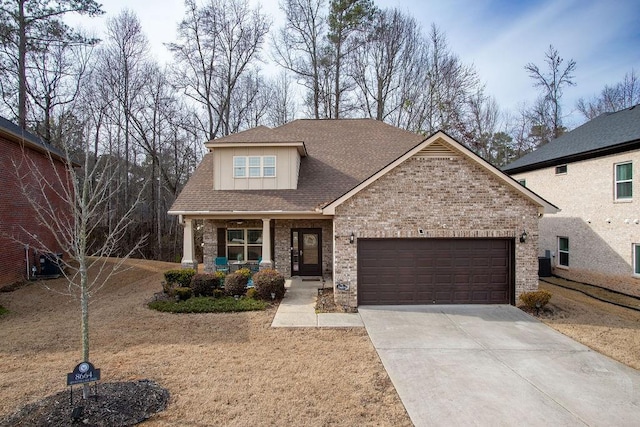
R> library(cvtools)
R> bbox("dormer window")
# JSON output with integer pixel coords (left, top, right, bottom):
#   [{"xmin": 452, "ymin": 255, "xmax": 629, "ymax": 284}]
[{"xmin": 234, "ymin": 156, "xmax": 276, "ymax": 178}]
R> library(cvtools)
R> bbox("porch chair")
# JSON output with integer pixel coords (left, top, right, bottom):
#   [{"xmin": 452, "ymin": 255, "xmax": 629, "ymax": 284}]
[
  {"xmin": 249, "ymin": 257, "xmax": 262, "ymax": 274},
  {"xmin": 215, "ymin": 257, "xmax": 229, "ymax": 273}
]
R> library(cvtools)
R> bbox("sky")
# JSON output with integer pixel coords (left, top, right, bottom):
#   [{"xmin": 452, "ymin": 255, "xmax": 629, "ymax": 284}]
[{"xmin": 68, "ymin": 0, "xmax": 640, "ymax": 128}]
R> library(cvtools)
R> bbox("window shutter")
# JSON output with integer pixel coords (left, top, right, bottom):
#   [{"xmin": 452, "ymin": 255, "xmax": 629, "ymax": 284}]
[
  {"xmin": 271, "ymin": 226, "xmax": 275, "ymax": 261},
  {"xmin": 217, "ymin": 228, "xmax": 226, "ymax": 258}
]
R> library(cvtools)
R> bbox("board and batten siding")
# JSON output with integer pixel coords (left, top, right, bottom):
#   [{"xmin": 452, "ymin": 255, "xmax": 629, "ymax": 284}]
[{"xmin": 213, "ymin": 146, "xmax": 301, "ymax": 190}]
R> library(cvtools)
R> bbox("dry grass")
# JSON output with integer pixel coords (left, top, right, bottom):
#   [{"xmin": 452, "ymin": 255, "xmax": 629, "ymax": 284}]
[
  {"xmin": 539, "ymin": 281, "xmax": 640, "ymax": 370},
  {"xmin": 0, "ymin": 258, "xmax": 410, "ymax": 426}
]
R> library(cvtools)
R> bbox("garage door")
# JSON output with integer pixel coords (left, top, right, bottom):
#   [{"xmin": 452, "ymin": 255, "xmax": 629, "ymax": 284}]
[{"xmin": 358, "ymin": 239, "xmax": 513, "ymax": 305}]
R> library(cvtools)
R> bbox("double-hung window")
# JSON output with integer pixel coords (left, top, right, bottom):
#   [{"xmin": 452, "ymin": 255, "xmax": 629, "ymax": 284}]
[
  {"xmin": 558, "ymin": 237, "xmax": 569, "ymax": 267},
  {"xmin": 227, "ymin": 229, "xmax": 262, "ymax": 261},
  {"xmin": 233, "ymin": 156, "xmax": 276, "ymax": 178},
  {"xmin": 615, "ymin": 162, "xmax": 632, "ymax": 200}
]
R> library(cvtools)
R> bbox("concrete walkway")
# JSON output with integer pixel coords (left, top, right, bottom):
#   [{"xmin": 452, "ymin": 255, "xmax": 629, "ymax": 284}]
[
  {"xmin": 359, "ymin": 305, "xmax": 640, "ymax": 427},
  {"xmin": 271, "ymin": 277, "xmax": 363, "ymax": 328}
]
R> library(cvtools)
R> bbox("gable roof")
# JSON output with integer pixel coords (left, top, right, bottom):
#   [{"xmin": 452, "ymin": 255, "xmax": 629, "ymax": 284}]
[
  {"xmin": 170, "ymin": 121, "xmax": 558, "ymax": 216},
  {"xmin": 0, "ymin": 115, "xmax": 68, "ymax": 163},
  {"xmin": 170, "ymin": 119, "xmax": 424, "ymax": 215},
  {"xmin": 503, "ymin": 105, "xmax": 640, "ymax": 174},
  {"xmin": 323, "ymin": 131, "xmax": 558, "ymax": 215}
]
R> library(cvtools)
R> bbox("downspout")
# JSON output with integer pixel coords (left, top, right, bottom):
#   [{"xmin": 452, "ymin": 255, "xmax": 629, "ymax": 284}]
[{"xmin": 25, "ymin": 244, "xmax": 29, "ymax": 279}]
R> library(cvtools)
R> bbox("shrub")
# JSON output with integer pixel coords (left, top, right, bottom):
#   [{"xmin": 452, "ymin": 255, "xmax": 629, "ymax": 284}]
[
  {"xmin": 224, "ymin": 272, "xmax": 248, "ymax": 296},
  {"xmin": 253, "ymin": 269, "xmax": 286, "ymax": 300},
  {"xmin": 190, "ymin": 273, "xmax": 219, "ymax": 297},
  {"xmin": 213, "ymin": 289, "xmax": 224, "ymax": 299},
  {"xmin": 246, "ymin": 287, "xmax": 258, "ymax": 300},
  {"xmin": 519, "ymin": 290, "xmax": 552, "ymax": 310},
  {"xmin": 175, "ymin": 287, "xmax": 193, "ymax": 301},
  {"xmin": 236, "ymin": 268, "xmax": 252, "ymax": 280},
  {"xmin": 148, "ymin": 296, "xmax": 267, "ymax": 313},
  {"xmin": 214, "ymin": 271, "xmax": 226, "ymax": 288},
  {"xmin": 162, "ymin": 281, "xmax": 175, "ymax": 297},
  {"xmin": 164, "ymin": 269, "xmax": 196, "ymax": 287}
]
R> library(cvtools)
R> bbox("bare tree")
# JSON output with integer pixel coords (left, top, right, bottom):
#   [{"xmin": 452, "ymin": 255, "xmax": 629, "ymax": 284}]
[
  {"xmin": 13, "ymin": 120, "xmax": 145, "ymax": 398},
  {"xmin": 267, "ymin": 71, "xmax": 297, "ymax": 126},
  {"xmin": 576, "ymin": 69, "xmax": 640, "ymax": 119},
  {"xmin": 0, "ymin": 0, "xmax": 103, "ymax": 128},
  {"xmin": 169, "ymin": 0, "xmax": 270, "ymax": 139},
  {"xmin": 350, "ymin": 8, "xmax": 421, "ymax": 122},
  {"xmin": 524, "ymin": 44, "xmax": 576, "ymax": 140},
  {"xmin": 272, "ymin": 0, "xmax": 327, "ymax": 119}
]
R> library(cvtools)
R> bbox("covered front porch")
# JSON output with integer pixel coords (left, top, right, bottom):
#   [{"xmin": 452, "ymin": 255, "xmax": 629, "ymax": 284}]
[{"xmin": 179, "ymin": 216, "xmax": 334, "ymax": 279}]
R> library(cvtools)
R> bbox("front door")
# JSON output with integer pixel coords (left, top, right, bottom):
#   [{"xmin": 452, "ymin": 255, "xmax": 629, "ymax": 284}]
[{"xmin": 291, "ymin": 228, "xmax": 322, "ymax": 276}]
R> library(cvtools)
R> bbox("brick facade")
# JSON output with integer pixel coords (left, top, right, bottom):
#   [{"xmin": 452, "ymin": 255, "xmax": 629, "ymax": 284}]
[
  {"xmin": 0, "ymin": 136, "xmax": 69, "ymax": 286},
  {"xmin": 513, "ymin": 150, "xmax": 640, "ymax": 290},
  {"xmin": 203, "ymin": 218, "xmax": 332, "ymax": 278},
  {"xmin": 333, "ymin": 156, "xmax": 540, "ymax": 308}
]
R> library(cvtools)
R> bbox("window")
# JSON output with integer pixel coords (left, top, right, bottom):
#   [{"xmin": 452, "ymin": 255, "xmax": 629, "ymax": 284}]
[
  {"xmin": 517, "ymin": 179, "xmax": 526, "ymax": 187},
  {"xmin": 558, "ymin": 237, "xmax": 569, "ymax": 267},
  {"xmin": 555, "ymin": 164, "xmax": 567, "ymax": 175},
  {"xmin": 634, "ymin": 244, "xmax": 640, "ymax": 276},
  {"xmin": 615, "ymin": 162, "xmax": 632, "ymax": 200},
  {"xmin": 233, "ymin": 156, "xmax": 276, "ymax": 178},
  {"xmin": 227, "ymin": 229, "xmax": 262, "ymax": 261},
  {"xmin": 233, "ymin": 157, "xmax": 246, "ymax": 178}
]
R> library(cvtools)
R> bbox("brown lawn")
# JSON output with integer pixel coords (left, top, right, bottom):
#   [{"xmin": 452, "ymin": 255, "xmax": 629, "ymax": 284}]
[
  {"xmin": 0, "ymin": 259, "xmax": 411, "ymax": 426},
  {"xmin": 538, "ymin": 281, "xmax": 640, "ymax": 371}
]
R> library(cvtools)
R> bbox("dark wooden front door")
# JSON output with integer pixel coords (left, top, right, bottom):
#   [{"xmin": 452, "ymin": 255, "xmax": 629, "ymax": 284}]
[
  {"xmin": 358, "ymin": 238, "xmax": 513, "ymax": 305},
  {"xmin": 291, "ymin": 229, "xmax": 322, "ymax": 276}
]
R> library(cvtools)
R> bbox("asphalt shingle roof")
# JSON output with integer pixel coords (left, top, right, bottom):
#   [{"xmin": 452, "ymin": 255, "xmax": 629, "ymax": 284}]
[
  {"xmin": 170, "ymin": 119, "xmax": 425, "ymax": 213},
  {"xmin": 503, "ymin": 105, "xmax": 640, "ymax": 173},
  {"xmin": 0, "ymin": 115, "xmax": 67, "ymax": 160}
]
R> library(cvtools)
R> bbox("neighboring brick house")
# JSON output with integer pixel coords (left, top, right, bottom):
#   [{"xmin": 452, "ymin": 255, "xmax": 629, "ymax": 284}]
[
  {"xmin": 170, "ymin": 119, "xmax": 557, "ymax": 308},
  {"xmin": 504, "ymin": 105, "xmax": 640, "ymax": 290},
  {"xmin": 0, "ymin": 116, "xmax": 70, "ymax": 286}
]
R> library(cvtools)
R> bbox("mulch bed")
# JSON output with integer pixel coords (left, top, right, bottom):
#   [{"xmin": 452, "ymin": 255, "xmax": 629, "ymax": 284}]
[{"xmin": 0, "ymin": 380, "xmax": 169, "ymax": 427}]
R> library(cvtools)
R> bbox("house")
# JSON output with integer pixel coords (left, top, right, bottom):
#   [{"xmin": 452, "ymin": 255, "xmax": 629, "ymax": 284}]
[
  {"xmin": 169, "ymin": 119, "xmax": 557, "ymax": 308},
  {"xmin": 504, "ymin": 105, "xmax": 640, "ymax": 290},
  {"xmin": 0, "ymin": 116, "xmax": 70, "ymax": 286}
]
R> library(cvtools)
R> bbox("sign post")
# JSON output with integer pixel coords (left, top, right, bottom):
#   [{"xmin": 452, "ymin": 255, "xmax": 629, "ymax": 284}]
[{"xmin": 67, "ymin": 361, "xmax": 101, "ymax": 403}]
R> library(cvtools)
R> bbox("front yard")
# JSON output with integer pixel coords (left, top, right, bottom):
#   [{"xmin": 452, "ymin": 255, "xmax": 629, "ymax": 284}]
[{"xmin": 0, "ymin": 259, "xmax": 410, "ymax": 426}]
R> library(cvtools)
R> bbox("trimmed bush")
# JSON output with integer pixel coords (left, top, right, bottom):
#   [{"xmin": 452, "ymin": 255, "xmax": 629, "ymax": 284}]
[
  {"xmin": 253, "ymin": 269, "xmax": 285, "ymax": 300},
  {"xmin": 164, "ymin": 269, "xmax": 196, "ymax": 287},
  {"xmin": 224, "ymin": 272, "xmax": 249, "ymax": 296},
  {"xmin": 148, "ymin": 296, "xmax": 267, "ymax": 313},
  {"xmin": 519, "ymin": 290, "xmax": 552, "ymax": 310},
  {"xmin": 236, "ymin": 268, "xmax": 252, "ymax": 280},
  {"xmin": 246, "ymin": 287, "xmax": 258, "ymax": 300},
  {"xmin": 214, "ymin": 271, "xmax": 226, "ymax": 288},
  {"xmin": 175, "ymin": 287, "xmax": 193, "ymax": 301},
  {"xmin": 190, "ymin": 273, "xmax": 219, "ymax": 297}
]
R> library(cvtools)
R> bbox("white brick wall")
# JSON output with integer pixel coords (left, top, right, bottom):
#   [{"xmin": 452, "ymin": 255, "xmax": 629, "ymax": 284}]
[{"xmin": 512, "ymin": 149, "xmax": 640, "ymax": 287}]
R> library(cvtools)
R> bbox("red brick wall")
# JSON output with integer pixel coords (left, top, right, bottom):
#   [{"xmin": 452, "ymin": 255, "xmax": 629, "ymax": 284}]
[{"xmin": 0, "ymin": 136, "xmax": 70, "ymax": 286}]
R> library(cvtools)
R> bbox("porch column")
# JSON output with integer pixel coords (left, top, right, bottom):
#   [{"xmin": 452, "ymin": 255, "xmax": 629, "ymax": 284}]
[
  {"xmin": 181, "ymin": 217, "xmax": 198, "ymax": 270},
  {"xmin": 260, "ymin": 218, "xmax": 273, "ymax": 269}
]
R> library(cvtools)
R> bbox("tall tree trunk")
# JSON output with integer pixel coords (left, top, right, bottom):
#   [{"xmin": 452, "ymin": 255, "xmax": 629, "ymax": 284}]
[{"xmin": 18, "ymin": 0, "xmax": 27, "ymax": 129}]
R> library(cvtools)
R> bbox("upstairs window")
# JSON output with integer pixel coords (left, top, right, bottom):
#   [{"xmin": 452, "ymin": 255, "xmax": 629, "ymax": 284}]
[
  {"xmin": 615, "ymin": 162, "xmax": 632, "ymax": 200},
  {"xmin": 555, "ymin": 164, "xmax": 567, "ymax": 175},
  {"xmin": 634, "ymin": 244, "xmax": 640, "ymax": 276},
  {"xmin": 558, "ymin": 237, "xmax": 569, "ymax": 267},
  {"xmin": 233, "ymin": 156, "xmax": 276, "ymax": 178},
  {"xmin": 233, "ymin": 157, "xmax": 246, "ymax": 178}
]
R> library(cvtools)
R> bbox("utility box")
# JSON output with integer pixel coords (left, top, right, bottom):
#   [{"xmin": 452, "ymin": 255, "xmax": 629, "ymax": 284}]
[
  {"xmin": 39, "ymin": 253, "xmax": 63, "ymax": 276},
  {"xmin": 538, "ymin": 257, "xmax": 552, "ymax": 277}
]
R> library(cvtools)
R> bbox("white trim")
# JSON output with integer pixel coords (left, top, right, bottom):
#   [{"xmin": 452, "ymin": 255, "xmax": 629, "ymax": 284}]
[
  {"xmin": 557, "ymin": 236, "xmax": 569, "ymax": 267},
  {"xmin": 614, "ymin": 161, "xmax": 633, "ymax": 201},
  {"xmin": 206, "ymin": 141, "xmax": 307, "ymax": 156},
  {"xmin": 322, "ymin": 131, "xmax": 559, "ymax": 215}
]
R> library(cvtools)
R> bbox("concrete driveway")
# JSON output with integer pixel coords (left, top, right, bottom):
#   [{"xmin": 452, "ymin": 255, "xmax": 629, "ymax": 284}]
[{"xmin": 359, "ymin": 305, "xmax": 640, "ymax": 426}]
